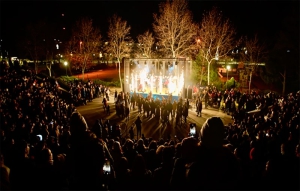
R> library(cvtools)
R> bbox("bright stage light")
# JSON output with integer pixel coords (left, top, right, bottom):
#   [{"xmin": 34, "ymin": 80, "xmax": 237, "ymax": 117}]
[
  {"xmin": 168, "ymin": 80, "xmax": 176, "ymax": 93},
  {"xmin": 129, "ymin": 60, "xmax": 185, "ymax": 96}
]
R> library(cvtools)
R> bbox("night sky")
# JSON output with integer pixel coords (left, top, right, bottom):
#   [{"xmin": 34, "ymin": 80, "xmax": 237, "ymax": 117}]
[{"xmin": 0, "ymin": 0, "xmax": 298, "ymax": 56}]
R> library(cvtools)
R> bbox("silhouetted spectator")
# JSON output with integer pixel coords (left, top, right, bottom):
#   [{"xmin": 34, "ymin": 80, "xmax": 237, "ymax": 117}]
[
  {"xmin": 153, "ymin": 146, "xmax": 174, "ymax": 190},
  {"xmin": 115, "ymin": 157, "xmax": 131, "ymax": 190},
  {"xmin": 186, "ymin": 117, "xmax": 240, "ymax": 190},
  {"xmin": 9, "ymin": 140, "xmax": 36, "ymax": 190},
  {"xmin": 128, "ymin": 154, "xmax": 153, "ymax": 190},
  {"xmin": 170, "ymin": 137, "xmax": 198, "ymax": 190},
  {"xmin": 135, "ymin": 116, "xmax": 142, "ymax": 139},
  {"xmin": 67, "ymin": 111, "xmax": 113, "ymax": 190}
]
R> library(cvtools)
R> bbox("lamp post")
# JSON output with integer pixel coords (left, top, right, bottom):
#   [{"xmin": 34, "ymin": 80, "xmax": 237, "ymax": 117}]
[
  {"xmin": 226, "ymin": 65, "xmax": 230, "ymax": 90},
  {"xmin": 64, "ymin": 61, "xmax": 68, "ymax": 76}
]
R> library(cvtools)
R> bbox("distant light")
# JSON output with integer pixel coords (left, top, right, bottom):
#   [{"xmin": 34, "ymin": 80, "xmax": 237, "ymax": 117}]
[
  {"xmin": 215, "ymin": 53, "xmax": 219, "ymax": 60},
  {"xmin": 63, "ymin": 27, "xmax": 66, "ymax": 30},
  {"xmin": 56, "ymin": 44, "xmax": 59, "ymax": 49},
  {"xmin": 62, "ymin": 14, "xmax": 64, "ymax": 16},
  {"xmin": 226, "ymin": 65, "xmax": 230, "ymax": 70},
  {"xmin": 64, "ymin": 61, "xmax": 68, "ymax": 66},
  {"xmin": 43, "ymin": 39, "xmax": 45, "ymax": 41},
  {"xmin": 287, "ymin": 50, "xmax": 290, "ymax": 52}
]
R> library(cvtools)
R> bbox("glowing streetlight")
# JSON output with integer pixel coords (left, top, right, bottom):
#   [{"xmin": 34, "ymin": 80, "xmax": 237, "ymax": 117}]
[
  {"xmin": 226, "ymin": 65, "xmax": 230, "ymax": 90},
  {"xmin": 64, "ymin": 61, "xmax": 68, "ymax": 76}
]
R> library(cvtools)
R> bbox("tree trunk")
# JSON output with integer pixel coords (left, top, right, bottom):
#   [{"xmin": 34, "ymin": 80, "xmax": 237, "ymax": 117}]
[
  {"xmin": 207, "ymin": 62, "xmax": 211, "ymax": 85},
  {"xmin": 82, "ymin": 69, "xmax": 85, "ymax": 80},
  {"xmin": 118, "ymin": 59, "xmax": 123, "ymax": 91},
  {"xmin": 200, "ymin": 66, "xmax": 204, "ymax": 86},
  {"xmin": 48, "ymin": 68, "xmax": 51, "ymax": 77},
  {"xmin": 172, "ymin": 51, "xmax": 175, "ymax": 59},
  {"xmin": 47, "ymin": 63, "xmax": 52, "ymax": 77}
]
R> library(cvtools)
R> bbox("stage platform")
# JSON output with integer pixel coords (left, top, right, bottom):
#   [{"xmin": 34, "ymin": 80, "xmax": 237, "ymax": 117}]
[{"xmin": 129, "ymin": 91, "xmax": 180, "ymax": 102}]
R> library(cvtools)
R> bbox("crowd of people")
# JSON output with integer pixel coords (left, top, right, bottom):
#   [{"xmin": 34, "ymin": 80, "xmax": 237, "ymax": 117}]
[
  {"xmin": 0, "ymin": 65, "xmax": 299, "ymax": 190},
  {"xmin": 67, "ymin": 79, "xmax": 111, "ymax": 106}
]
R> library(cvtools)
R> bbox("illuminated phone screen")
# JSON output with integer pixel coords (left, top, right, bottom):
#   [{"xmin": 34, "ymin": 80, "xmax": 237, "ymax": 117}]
[{"xmin": 103, "ymin": 160, "xmax": 111, "ymax": 173}]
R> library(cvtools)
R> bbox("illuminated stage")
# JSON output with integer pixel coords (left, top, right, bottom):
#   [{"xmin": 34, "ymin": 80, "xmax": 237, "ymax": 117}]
[
  {"xmin": 130, "ymin": 91, "xmax": 179, "ymax": 102},
  {"xmin": 123, "ymin": 58, "xmax": 192, "ymax": 101}
]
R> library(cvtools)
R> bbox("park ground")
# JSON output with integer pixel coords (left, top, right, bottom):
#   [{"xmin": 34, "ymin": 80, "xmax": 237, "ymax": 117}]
[{"xmin": 74, "ymin": 69, "xmax": 234, "ymax": 140}]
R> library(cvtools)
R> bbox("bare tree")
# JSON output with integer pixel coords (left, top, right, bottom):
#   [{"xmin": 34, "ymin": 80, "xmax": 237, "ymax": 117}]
[
  {"xmin": 153, "ymin": 0, "xmax": 198, "ymax": 58},
  {"xmin": 24, "ymin": 21, "xmax": 46, "ymax": 74},
  {"xmin": 240, "ymin": 34, "xmax": 267, "ymax": 93},
  {"xmin": 137, "ymin": 30, "xmax": 155, "ymax": 58},
  {"xmin": 43, "ymin": 24, "xmax": 58, "ymax": 77},
  {"xmin": 45, "ymin": 51, "xmax": 54, "ymax": 77},
  {"xmin": 67, "ymin": 17, "xmax": 101, "ymax": 80},
  {"xmin": 106, "ymin": 14, "xmax": 132, "ymax": 91},
  {"xmin": 198, "ymin": 7, "xmax": 236, "ymax": 85}
]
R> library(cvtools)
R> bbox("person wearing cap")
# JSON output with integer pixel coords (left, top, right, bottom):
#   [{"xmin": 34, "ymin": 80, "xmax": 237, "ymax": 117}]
[{"xmin": 186, "ymin": 117, "xmax": 240, "ymax": 190}]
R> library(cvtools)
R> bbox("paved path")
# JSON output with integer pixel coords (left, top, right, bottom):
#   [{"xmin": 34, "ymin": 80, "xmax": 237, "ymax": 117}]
[
  {"xmin": 74, "ymin": 69, "xmax": 120, "ymax": 81},
  {"xmin": 76, "ymin": 93, "xmax": 233, "ymax": 141}
]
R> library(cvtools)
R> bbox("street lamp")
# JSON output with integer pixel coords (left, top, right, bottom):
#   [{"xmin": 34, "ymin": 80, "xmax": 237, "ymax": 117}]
[
  {"xmin": 226, "ymin": 65, "xmax": 230, "ymax": 90},
  {"xmin": 64, "ymin": 61, "xmax": 68, "ymax": 76}
]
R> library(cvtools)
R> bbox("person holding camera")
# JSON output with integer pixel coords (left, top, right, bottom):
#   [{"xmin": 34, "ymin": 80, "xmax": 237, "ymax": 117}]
[{"xmin": 68, "ymin": 111, "xmax": 115, "ymax": 190}]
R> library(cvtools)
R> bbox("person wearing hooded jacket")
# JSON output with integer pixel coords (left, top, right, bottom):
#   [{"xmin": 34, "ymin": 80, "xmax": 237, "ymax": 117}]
[
  {"xmin": 186, "ymin": 117, "xmax": 240, "ymax": 190},
  {"xmin": 67, "ymin": 111, "xmax": 115, "ymax": 190}
]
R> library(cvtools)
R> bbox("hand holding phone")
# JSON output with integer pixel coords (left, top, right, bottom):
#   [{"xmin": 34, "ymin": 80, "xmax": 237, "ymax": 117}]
[
  {"xmin": 189, "ymin": 123, "xmax": 196, "ymax": 137},
  {"xmin": 103, "ymin": 159, "xmax": 111, "ymax": 174}
]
